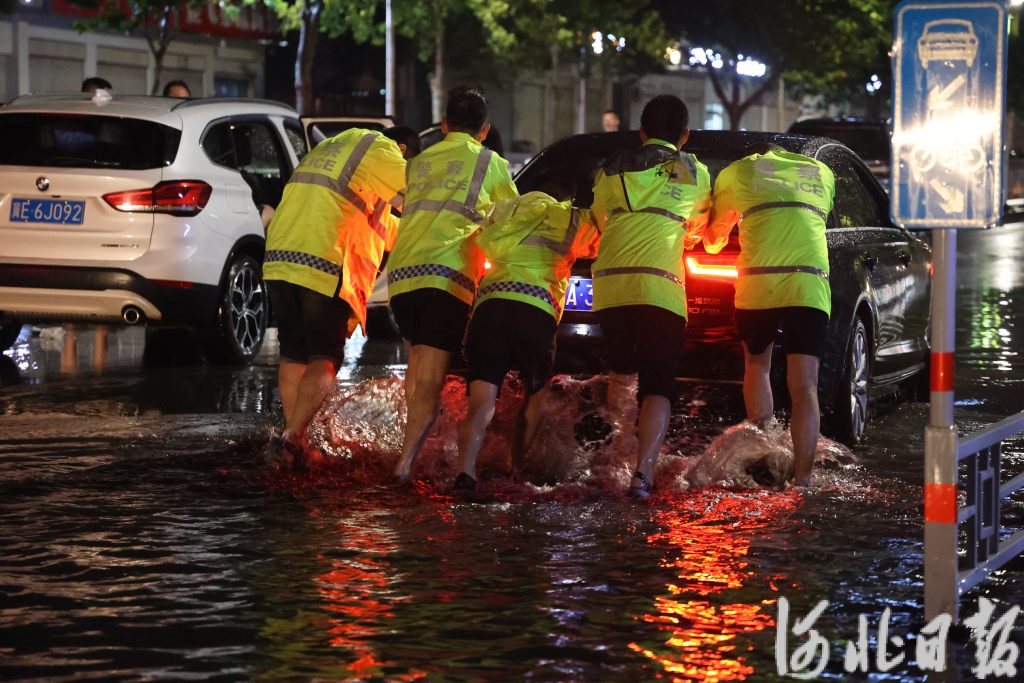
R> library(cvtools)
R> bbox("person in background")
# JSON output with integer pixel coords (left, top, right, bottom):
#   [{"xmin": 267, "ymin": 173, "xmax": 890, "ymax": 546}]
[
  {"xmin": 602, "ymin": 110, "xmax": 621, "ymax": 133},
  {"xmin": 81, "ymin": 77, "xmax": 112, "ymax": 94},
  {"xmin": 702, "ymin": 143, "xmax": 835, "ymax": 487},
  {"xmin": 262, "ymin": 126, "xmax": 418, "ymax": 468},
  {"xmin": 455, "ymin": 179, "xmax": 600, "ymax": 491},
  {"xmin": 388, "ymin": 86, "xmax": 519, "ymax": 483},
  {"xmin": 162, "ymin": 80, "xmax": 191, "ymax": 98},
  {"xmin": 483, "ymin": 125, "xmax": 504, "ymax": 158},
  {"xmin": 590, "ymin": 94, "xmax": 710, "ymax": 498}
]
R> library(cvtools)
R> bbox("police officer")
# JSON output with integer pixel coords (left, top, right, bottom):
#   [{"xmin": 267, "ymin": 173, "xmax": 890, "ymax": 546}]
[
  {"xmin": 591, "ymin": 94, "xmax": 711, "ymax": 498},
  {"xmin": 263, "ymin": 126, "xmax": 419, "ymax": 467},
  {"xmin": 455, "ymin": 183, "xmax": 600, "ymax": 490},
  {"xmin": 702, "ymin": 143, "xmax": 835, "ymax": 487},
  {"xmin": 389, "ymin": 86, "xmax": 519, "ymax": 483}
]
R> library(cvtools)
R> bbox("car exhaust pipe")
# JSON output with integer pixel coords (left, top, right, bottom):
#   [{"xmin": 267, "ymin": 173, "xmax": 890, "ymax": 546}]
[{"xmin": 122, "ymin": 306, "xmax": 143, "ymax": 325}]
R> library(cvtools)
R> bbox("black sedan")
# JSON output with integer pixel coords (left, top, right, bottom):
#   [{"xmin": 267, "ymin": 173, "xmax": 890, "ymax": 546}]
[{"xmin": 514, "ymin": 131, "xmax": 932, "ymax": 446}]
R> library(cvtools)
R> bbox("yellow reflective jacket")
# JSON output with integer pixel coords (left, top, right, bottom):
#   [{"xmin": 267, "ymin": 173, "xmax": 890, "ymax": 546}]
[
  {"xmin": 387, "ymin": 132, "xmax": 519, "ymax": 305},
  {"xmin": 591, "ymin": 138, "xmax": 711, "ymax": 318},
  {"xmin": 704, "ymin": 149, "xmax": 835, "ymax": 314},
  {"xmin": 475, "ymin": 192, "xmax": 600, "ymax": 321},
  {"xmin": 263, "ymin": 128, "xmax": 406, "ymax": 334}
]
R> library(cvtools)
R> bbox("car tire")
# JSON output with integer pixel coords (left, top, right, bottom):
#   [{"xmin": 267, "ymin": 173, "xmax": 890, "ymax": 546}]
[
  {"xmin": 831, "ymin": 317, "xmax": 871, "ymax": 446},
  {"xmin": 365, "ymin": 306, "xmax": 400, "ymax": 340},
  {"xmin": 0, "ymin": 320, "xmax": 24, "ymax": 351},
  {"xmin": 204, "ymin": 253, "xmax": 268, "ymax": 365}
]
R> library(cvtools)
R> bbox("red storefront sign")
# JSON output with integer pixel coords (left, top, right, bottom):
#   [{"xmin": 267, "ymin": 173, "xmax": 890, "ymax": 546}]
[{"xmin": 52, "ymin": 1, "xmax": 279, "ymax": 40}]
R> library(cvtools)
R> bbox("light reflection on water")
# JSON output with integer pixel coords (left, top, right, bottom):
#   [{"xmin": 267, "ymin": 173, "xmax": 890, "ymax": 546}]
[{"xmin": 629, "ymin": 491, "xmax": 798, "ymax": 681}]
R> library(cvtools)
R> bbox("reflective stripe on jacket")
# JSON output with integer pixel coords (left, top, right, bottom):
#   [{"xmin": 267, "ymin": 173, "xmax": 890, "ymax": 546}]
[
  {"xmin": 263, "ymin": 128, "xmax": 405, "ymax": 334},
  {"xmin": 704, "ymin": 149, "xmax": 835, "ymax": 314},
  {"xmin": 387, "ymin": 132, "xmax": 519, "ymax": 305},
  {"xmin": 591, "ymin": 138, "xmax": 711, "ymax": 318},
  {"xmin": 475, "ymin": 192, "xmax": 600, "ymax": 321}
]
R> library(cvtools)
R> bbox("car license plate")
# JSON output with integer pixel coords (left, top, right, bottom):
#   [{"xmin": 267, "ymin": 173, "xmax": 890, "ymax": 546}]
[
  {"xmin": 564, "ymin": 276, "xmax": 593, "ymax": 312},
  {"xmin": 10, "ymin": 198, "xmax": 86, "ymax": 225}
]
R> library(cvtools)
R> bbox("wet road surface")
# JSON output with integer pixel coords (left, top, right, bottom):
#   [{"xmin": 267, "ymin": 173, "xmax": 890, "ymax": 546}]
[{"xmin": 1, "ymin": 225, "xmax": 1023, "ymax": 681}]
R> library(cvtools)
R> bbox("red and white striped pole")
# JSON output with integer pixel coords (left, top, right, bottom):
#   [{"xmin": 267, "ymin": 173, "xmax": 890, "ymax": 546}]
[{"xmin": 924, "ymin": 228, "xmax": 960, "ymax": 622}]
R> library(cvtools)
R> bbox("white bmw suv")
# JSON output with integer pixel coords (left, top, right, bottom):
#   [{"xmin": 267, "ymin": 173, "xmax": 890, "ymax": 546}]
[{"xmin": 0, "ymin": 93, "xmax": 321, "ymax": 363}]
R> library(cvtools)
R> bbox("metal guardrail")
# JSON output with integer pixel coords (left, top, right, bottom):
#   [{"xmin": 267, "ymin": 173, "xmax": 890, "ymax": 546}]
[{"xmin": 956, "ymin": 409, "xmax": 1024, "ymax": 594}]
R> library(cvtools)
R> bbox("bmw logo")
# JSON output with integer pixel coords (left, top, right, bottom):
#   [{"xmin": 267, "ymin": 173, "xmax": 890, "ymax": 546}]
[{"xmin": 36, "ymin": 177, "xmax": 50, "ymax": 192}]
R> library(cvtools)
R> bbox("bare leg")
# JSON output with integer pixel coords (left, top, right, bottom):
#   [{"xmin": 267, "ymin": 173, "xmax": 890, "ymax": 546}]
[
  {"xmin": 742, "ymin": 342, "xmax": 775, "ymax": 425},
  {"xmin": 631, "ymin": 394, "xmax": 671, "ymax": 491},
  {"xmin": 403, "ymin": 339, "xmax": 416, "ymax": 401},
  {"xmin": 283, "ymin": 358, "xmax": 337, "ymax": 439},
  {"xmin": 394, "ymin": 345, "xmax": 451, "ymax": 479},
  {"xmin": 457, "ymin": 380, "xmax": 499, "ymax": 480},
  {"xmin": 278, "ymin": 360, "xmax": 305, "ymax": 423},
  {"xmin": 787, "ymin": 354, "xmax": 820, "ymax": 486},
  {"xmin": 520, "ymin": 385, "xmax": 549, "ymax": 462}
]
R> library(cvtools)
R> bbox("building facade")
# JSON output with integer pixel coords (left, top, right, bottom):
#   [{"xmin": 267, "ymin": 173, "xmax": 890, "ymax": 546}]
[{"xmin": 1, "ymin": 1, "xmax": 274, "ymax": 101}]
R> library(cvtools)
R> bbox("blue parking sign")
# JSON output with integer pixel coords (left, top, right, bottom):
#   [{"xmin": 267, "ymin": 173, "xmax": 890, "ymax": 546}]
[{"xmin": 891, "ymin": 1, "xmax": 1007, "ymax": 228}]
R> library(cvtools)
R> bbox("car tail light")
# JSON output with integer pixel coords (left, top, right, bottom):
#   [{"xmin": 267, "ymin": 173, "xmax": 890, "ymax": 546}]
[
  {"xmin": 484, "ymin": 259, "xmax": 493, "ymax": 271},
  {"xmin": 686, "ymin": 254, "xmax": 739, "ymax": 279},
  {"xmin": 103, "ymin": 180, "xmax": 212, "ymax": 217}
]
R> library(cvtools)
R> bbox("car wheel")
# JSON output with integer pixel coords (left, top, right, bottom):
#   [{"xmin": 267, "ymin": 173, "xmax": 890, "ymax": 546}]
[
  {"xmin": 205, "ymin": 253, "xmax": 268, "ymax": 365},
  {"xmin": 0, "ymin": 320, "xmax": 24, "ymax": 351},
  {"xmin": 832, "ymin": 317, "xmax": 871, "ymax": 446}
]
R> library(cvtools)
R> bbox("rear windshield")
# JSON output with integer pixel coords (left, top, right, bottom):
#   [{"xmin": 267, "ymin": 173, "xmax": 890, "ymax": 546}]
[
  {"xmin": 787, "ymin": 122, "xmax": 889, "ymax": 162},
  {"xmin": 0, "ymin": 114, "xmax": 181, "ymax": 169}
]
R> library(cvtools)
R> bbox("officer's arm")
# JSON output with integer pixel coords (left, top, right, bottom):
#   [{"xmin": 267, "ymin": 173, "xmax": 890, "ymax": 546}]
[
  {"xmin": 487, "ymin": 156, "xmax": 519, "ymax": 203},
  {"xmin": 571, "ymin": 208, "xmax": 601, "ymax": 259},
  {"xmin": 683, "ymin": 165, "xmax": 713, "ymax": 250},
  {"xmin": 367, "ymin": 141, "xmax": 408, "ymax": 211},
  {"xmin": 590, "ymin": 170, "xmax": 609, "ymax": 233}
]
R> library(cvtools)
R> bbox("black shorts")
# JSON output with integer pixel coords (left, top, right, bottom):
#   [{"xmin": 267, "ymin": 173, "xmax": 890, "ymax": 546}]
[
  {"xmin": 267, "ymin": 280, "xmax": 350, "ymax": 366},
  {"xmin": 597, "ymin": 305, "xmax": 686, "ymax": 401},
  {"xmin": 734, "ymin": 306, "xmax": 829, "ymax": 359},
  {"xmin": 390, "ymin": 288, "xmax": 471, "ymax": 353},
  {"xmin": 466, "ymin": 299, "xmax": 557, "ymax": 395}
]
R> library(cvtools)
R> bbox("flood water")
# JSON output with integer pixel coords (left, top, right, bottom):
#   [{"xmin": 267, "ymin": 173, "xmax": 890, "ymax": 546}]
[{"xmin": 2, "ymin": 226, "xmax": 1023, "ymax": 681}]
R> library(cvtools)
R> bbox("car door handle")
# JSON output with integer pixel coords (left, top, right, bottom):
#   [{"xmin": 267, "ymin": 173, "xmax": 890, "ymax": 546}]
[
  {"xmin": 897, "ymin": 250, "xmax": 911, "ymax": 265},
  {"xmin": 863, "ymin": 254, "xmax": 878, "ymax": 270}
]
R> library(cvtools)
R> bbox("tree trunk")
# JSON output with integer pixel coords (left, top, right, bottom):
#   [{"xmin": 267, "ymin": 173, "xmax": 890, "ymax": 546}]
[
  {"xmin": 430, "ymin": 21, "xmax": 445, "ymax": 123},
  {"xmin": 146, "ymin": 4, "xmax": 176, "ymax": 95},
  {"xmin": 295, "ymin": 0, "xmax": 322, "ymax": 115},
  {"xmin": 543, "ymin": 46, "xmax": 559, "ymax": 146},
  {"xmin": 707, "ymin": 66, "xmax": 778, "ymax": 130}
]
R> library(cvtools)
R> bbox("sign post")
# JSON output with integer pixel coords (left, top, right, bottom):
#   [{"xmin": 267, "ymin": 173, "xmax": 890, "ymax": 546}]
[{"xmin": 890, "ymin": 1, "xmax": 1007, "ymax": 622}]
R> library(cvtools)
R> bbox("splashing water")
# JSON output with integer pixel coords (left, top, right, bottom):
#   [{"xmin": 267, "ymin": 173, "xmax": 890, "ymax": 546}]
[
  {"xmin": 685, "ymin": 420, "xmax": 857, "ymax": 489},
  {"xmin": 299, "ymin": 374, "xmax": 855, "ymax": 494}
]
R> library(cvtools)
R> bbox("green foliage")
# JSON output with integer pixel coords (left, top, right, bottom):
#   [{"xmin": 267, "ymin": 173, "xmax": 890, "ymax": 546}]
[
  {"xmin": 249, "ymin": 0, "xmax": 666, "ymax": 79},
  {"xmin": 68, "ymin": 1, "xmax": 194, "ymax": 36},
  {"xmin": 666, "ymin": 0, "xmax": 896, "ymax": 100}
]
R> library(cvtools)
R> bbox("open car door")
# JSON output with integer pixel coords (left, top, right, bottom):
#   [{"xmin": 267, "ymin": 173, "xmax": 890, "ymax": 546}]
[{"xmin": 300, "ymin": 116, "xmax": 396, "ymax": 150}]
